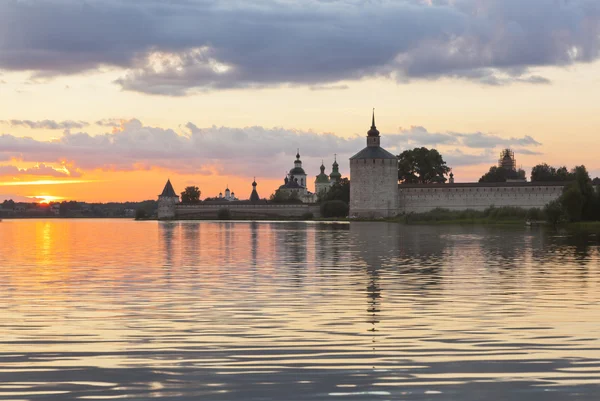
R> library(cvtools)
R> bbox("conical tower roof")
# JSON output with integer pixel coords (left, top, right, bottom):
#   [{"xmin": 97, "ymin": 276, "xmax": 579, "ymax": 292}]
[{"xmin": 160, "ymin": 179, "xmax": 177, "ymax": 197}]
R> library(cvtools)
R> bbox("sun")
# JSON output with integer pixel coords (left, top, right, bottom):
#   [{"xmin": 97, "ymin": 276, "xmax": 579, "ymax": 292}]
[{"xmin": 30, "ymin": 195, "xmax": 63, "ymax": 204}]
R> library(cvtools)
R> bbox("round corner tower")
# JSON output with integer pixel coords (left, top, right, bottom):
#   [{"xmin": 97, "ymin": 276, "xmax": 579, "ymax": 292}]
[{"xmin": 349, "ymin": 111, "xmax": 398, "ymax": 218}]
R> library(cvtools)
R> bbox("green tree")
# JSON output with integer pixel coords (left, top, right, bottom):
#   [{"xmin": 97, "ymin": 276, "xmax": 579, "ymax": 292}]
[
  {"xmin": 1, "ymin": 199, "xmax": 15, "ymax": 209},
  {"xmin": 561, "ymin": 184, "xmax": 585, "ymax": 222},
  {"xmin": 571, "ymin": 165, "xmax": 596, "ymax": 220},
  {"xmin": 269, "ymin": 190, "xmax": 303, "ymax": 204},
  {"xmin": 544, "ymin": 200, "xmax": 563, "ymax": 227},
  {"xmin": 531, "ymin": 163, "xmax": 573, "ymax": 182},
  {"xmin": 397, "ymin": 147, "xmax": 450, "ymax": 184},
  {"xmin": 479, "ymin": 166, "xmax": 526, "ymax": 183},
  {"xmin": 319, "ymin": 178, "xmax": 350, "ymax": 203},
  {"xmin": 135, "ymin": 209, "xmax": 148, "ymax": 219},
  {"xmin": 181, "ymin": 186, "xmax": 201, "ymax": 204},
  {"xmin": 320, "ymin": 200, "xmax": 349, "ymax": 218}
]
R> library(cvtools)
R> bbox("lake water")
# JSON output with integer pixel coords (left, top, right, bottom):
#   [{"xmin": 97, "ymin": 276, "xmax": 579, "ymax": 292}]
[{"xmin": 0, "ymin": 219, "xmax": 599, "ymax": 400}]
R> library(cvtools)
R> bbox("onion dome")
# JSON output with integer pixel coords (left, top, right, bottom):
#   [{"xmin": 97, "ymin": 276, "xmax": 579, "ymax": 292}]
[
  {"xmin": 250, "ymin": 177, "xmax": 260, "ymax": 202},
  {"xmin": 290, "ymin": 166, "xmax": 306, "ymax": 175},
  {"xmin": 315, "ymin": 161, "xmax": 330, "ymax": 184},
  {"xmin": 367, "ymin": 108, "xmax": 380, "ymax": 137},
  {"xmin": 329, "ymin": 155, "xmax": 342, "ymax": 181}
]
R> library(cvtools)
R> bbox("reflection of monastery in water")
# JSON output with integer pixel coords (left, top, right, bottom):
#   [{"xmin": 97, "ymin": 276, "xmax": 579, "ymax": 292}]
[{"xmin": 157, "ymin": 112, "xmax": 566, "ymax": 220}]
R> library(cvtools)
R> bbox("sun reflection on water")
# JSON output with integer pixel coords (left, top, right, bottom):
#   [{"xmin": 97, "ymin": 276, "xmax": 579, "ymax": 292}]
[{"xmin": 0, "ymin": 220, "xmax": 598, "ymax": 400}]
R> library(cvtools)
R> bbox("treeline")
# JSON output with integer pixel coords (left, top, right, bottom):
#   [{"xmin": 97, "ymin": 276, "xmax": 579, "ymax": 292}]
[
  {"xmin": 318, "ymin": 178, "xmax": 350, "ymax": 218},
  {"xmin": 0, "ymin": 199, "xmax": 158, "ymax": 218},
  {"xmin": 543, "ymin": 166, "xmax": 600, "ymax": 224}
]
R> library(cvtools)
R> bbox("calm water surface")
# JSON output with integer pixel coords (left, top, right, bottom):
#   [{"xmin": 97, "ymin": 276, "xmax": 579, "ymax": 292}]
[{"xmin": 0, "ymin": 219, "xmax": 599, "ymax": 400}]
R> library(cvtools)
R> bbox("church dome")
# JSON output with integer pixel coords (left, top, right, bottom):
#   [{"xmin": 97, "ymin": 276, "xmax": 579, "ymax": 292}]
[
  {"xmin": 315, "ymin": 163, "xmax": 330, "ymax": 184},
  {"xmin": 290, "ymin": 166, "xmax": 306, "ymax": 175}
]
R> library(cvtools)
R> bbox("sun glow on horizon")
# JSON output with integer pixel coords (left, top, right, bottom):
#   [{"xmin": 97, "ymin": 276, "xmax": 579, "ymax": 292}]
[
  {"xmin": 30, "ymin": 195, "xmax": 64, "ymax": 204},
  {"xmin": 0, "ymin": 179, "xmax": 96, "ymax": 186}
]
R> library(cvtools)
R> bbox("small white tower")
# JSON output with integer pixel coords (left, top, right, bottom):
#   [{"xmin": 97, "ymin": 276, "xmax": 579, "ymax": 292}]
[
  {"xmin": 289, "ymin": 149, "xmax": 308, "ymax": 191},
  {"xmin": 157, "ymin": 179, "xmax": 180, "ymax": 220},
  {"xmin": 349, "ymin": 110, "xmax": 398, "ymax": 218}
]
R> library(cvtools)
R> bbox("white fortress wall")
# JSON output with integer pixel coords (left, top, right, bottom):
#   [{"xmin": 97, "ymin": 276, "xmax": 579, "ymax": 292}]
[
  {"xmin": 398, "ymin": 183, "xmax": 565, "ymax": 213},
  {"xmin": 175, "ymin": 203, "xmax": 321, "ymax": 219}
]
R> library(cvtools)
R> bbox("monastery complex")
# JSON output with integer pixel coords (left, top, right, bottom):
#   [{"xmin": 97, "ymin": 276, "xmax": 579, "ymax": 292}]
[{"xmin": 157, "ymin": 113, "xmax": 566, "ymax": 219}]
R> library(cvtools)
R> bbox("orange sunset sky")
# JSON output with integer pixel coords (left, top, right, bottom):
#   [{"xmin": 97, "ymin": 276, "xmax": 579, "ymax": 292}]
[{"xmin": 2, "ymin": 0, "xmax": 600, "ymax": 203}]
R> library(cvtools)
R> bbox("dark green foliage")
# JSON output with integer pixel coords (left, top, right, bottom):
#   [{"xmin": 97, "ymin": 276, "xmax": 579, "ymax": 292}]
[
  {"xmin": 301, "ymin": 212, "xmax": 314, "ymax": 220},
  {"xmin": 544, "ymin": 200, "xmax": 564, "ymax": 227},
  {"xmin": 561, "ymin": 185, "xmax": 585, "ymax": 222},
  {"xmin": 319, "ymin": 178, "xmax": 350, "ymax": 203},
  {"xmin": 536, "ymin": 165, "xmax": 600, "ymax": 225},
  {"xmin": 525, "ymin": 207, "xmax": 545, "ymax": 221},
  {"xmin": 479, "ymin": 166, "xmax": 526, "ymax": 183},
  {"xmin": 270, "ymin": 190, "xmax": 303, "ymax": 204},
  {"xmin": 405, "ymin": 206, "xmax": 544, "ymax": 224},
  {"xmin": 1, "ymin": 199, "xmax": 15, "ymax": 209},
  {"xmin": 217, "ymin": 208, "xmax": 231, "ymax": 220},
  {"xmin": 320, "ymin": 200, "xmax": 349, "ymax": 218},
  {"xmin": 531, "ymin": 163, "xmax": 572, "ymax": 182},
  {"xmin": 181, "ymin": 186, "xmax": 201, "ymax": 204},
  {"xmin": 397, "ymin": 148, "xmax": 450, "ymax": 184},
  {"xmin": 135, "ymin": 209, "xmax": 148, "ymax": 219}
]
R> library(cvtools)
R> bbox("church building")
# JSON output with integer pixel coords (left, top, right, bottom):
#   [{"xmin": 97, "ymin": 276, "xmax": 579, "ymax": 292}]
[
  {"xmin": 315, "ymin": 156, "xmax": 343, "ymax": 197},
  {"xmin": 276, "ymin": 150, "xmax": 317, "ymax": 203}
]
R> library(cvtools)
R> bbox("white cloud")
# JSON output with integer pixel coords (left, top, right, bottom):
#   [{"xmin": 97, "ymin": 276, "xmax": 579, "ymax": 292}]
[
  {"xmin": 0, "ymin": 119, "xmax": 544, "ymax": 178},
  {"xmin": 2, "ymin": 119, "xmax": 89, "ymax": 130},
  {"xmin": 0, "ymin": 163, "xmax": 81, "ymax": 178}
]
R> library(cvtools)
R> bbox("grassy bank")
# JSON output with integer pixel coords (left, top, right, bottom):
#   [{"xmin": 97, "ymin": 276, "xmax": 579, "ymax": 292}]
[{"xmin": 400, "ymin": 207, "xmax": 545, "ymax": 225}]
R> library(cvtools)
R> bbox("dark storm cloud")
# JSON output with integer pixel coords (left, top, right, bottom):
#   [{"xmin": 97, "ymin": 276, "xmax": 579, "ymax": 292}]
[{"xmin": 0, "ymin": 0, "xmax": 598, "ymax": 95}]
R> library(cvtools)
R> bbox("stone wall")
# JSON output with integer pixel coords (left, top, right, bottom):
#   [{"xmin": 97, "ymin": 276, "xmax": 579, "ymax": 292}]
[
  {"xmin": 350, "ymin": 158, "xmax": 398, "ymax": 218},
  {"xmin": 398, "ymin": 182, "xmax": 565, "ymax": 214},
  {"xmin": 174, "ymin": 203, "xmax": 321, "ymax": 219}
]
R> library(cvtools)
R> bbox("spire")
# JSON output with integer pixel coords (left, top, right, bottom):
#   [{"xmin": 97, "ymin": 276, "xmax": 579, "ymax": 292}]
[
  {"xmin": 367, "ymin": 108, "xmax": 380, "ymax": 137},
  {"xmin": 252, "ymin": 176, "xmax": 257, "ymax": 187},
  {"xmin": 296, "ymin": 148, "xmax": 300, "ymax": 159}
]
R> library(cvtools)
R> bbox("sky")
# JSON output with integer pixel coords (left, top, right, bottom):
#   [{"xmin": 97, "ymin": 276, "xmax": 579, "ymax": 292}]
[{"xmin": 1, "ymin": 0, "xmax": 600, "ymax": 203}]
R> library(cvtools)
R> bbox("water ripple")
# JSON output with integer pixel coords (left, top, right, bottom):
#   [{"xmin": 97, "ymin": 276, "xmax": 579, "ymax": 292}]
[{"xmin": 0, "ymin": 220, "xmax": 599, "ymax": 400}]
